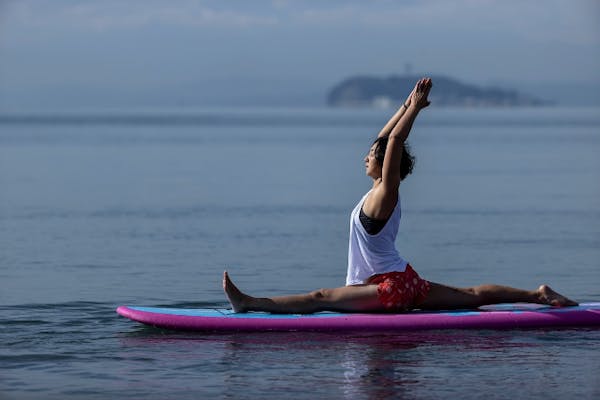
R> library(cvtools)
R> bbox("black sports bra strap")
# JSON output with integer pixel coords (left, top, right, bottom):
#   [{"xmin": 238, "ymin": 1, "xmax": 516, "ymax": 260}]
[{"xmin": 359, "ymin": 207, "xmax": 388, "ymax": 235}]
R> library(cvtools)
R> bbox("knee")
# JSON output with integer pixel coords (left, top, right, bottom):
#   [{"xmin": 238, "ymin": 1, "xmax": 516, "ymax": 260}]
[
  {"xmin": 468, "ymin": 285, "xmax": 493, "ymax": 301},
  {"xmin": 310, "ymin": 288, "xmax": 332, "ymax": 302}
]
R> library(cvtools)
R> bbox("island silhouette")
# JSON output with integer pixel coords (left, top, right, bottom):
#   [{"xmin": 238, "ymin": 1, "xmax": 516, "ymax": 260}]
[{"xmin": 327, "ymin": 75, "xmax": 549, "ymax": 107}]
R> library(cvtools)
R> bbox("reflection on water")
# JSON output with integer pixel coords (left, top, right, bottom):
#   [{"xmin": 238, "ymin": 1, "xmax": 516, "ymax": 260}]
[{"xmin": 117, "ymin": 329, "xmax": 546, "ymax": 399}]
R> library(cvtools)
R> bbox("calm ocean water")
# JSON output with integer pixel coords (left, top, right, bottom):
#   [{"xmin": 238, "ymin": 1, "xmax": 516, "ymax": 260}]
[{"xmin": 1, "ymin": 107, "xmax": 599, "ymax": 399}]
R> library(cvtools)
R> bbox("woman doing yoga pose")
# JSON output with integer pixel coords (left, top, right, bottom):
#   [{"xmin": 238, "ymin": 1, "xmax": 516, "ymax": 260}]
[{"xmin": 223, "ymin": 78, "xmax": 577, "ymax": 314}]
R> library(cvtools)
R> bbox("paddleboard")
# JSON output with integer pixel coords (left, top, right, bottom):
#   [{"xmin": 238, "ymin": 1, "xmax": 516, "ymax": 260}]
[{"xmin": 116, "ymin": 302, "xmax": 600, "ymax": 332}]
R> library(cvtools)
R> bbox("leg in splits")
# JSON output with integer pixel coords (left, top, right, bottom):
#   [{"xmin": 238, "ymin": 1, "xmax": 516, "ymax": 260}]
[
  {"xmin": 223, "ymin": 271, "xmax": 384, "ymax": 313},
  {"xmin": 418, "ymin": 282, "xmax": 578, "ymax": 310}
]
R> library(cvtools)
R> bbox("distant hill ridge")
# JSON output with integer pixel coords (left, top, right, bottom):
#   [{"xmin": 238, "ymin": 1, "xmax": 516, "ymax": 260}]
[{"xmin": 327, "ymin": 75, "xmax": 549, "ymax": 107}]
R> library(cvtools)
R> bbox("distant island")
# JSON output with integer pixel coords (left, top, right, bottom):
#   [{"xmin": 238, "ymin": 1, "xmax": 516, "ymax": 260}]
[{"xmin": 327, "ymin": 75, "xmax": 550, "ymax": 107}]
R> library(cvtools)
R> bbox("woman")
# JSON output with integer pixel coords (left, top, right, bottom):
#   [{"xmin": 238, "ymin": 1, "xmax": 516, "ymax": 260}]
[{"xmin": 224, "ymin": 78, "xmax": 577, "ymax": 313}]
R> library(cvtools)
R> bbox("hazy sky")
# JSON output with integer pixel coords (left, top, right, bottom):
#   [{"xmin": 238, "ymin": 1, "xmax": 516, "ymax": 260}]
[{"xmin": 1, "ymin": 0, "xmax": 599, "ymax": 108}]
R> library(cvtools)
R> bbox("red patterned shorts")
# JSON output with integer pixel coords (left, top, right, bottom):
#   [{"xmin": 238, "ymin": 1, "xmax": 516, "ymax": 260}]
[{"xmin": 367, "ymin": 264, "xmax": 430, "ymax": 311}]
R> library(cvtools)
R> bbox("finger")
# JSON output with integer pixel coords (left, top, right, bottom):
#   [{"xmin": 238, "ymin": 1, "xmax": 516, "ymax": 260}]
[{"xmin": 424, "ymin": 80, "xmax": 432, "ymax": 92}]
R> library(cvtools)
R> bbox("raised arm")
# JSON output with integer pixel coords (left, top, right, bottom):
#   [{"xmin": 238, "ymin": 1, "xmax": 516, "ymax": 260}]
[
  {"xmin": 364, "ymin": 78, "xmax": 432, "ymax": 220},
  {"xmin": 380, "ymin": 78, "xmax": 432, "ymax": 192},
  {"xmin": 376, "ymin": 87, "xmax": 415, "ymax": 139},
  {"xmin": 388, "ymin": 78, "xmax": 431, "ymax": 143}
]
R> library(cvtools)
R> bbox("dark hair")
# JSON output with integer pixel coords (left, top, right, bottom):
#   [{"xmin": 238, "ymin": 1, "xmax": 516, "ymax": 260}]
[{"xmin": 372, "ymin": 137, "xmax": 415, "ymax": 181}]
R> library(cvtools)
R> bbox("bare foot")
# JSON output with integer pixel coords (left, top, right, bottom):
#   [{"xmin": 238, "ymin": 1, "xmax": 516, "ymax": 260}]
[
  {"xmin": 537, "ymin": 285, "xmax": 578, "ymax": 307},
  {"xmin": 223, "ymin": 271, "xmax": 250, "ymax": 313}
]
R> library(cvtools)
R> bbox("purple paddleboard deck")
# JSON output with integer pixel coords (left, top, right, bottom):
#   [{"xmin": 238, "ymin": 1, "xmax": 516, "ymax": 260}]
[{"xmin": 117, "ymin": 303, "xmax": 600, "ymax": 332}]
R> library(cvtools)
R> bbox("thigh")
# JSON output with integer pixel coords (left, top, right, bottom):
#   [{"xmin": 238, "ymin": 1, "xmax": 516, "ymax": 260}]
[
  {"xmin": 418, "ymin": 282, "xmax": 480, "ymax": 311},
  {"xmin": 320, "ymin": 284, "xmax": 384, "ymax": 312}
]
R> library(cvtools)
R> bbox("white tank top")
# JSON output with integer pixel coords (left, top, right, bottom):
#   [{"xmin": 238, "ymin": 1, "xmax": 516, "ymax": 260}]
[{"xmin": 345, "ymin": 190, "xmax": 408, "ymax": 285}]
